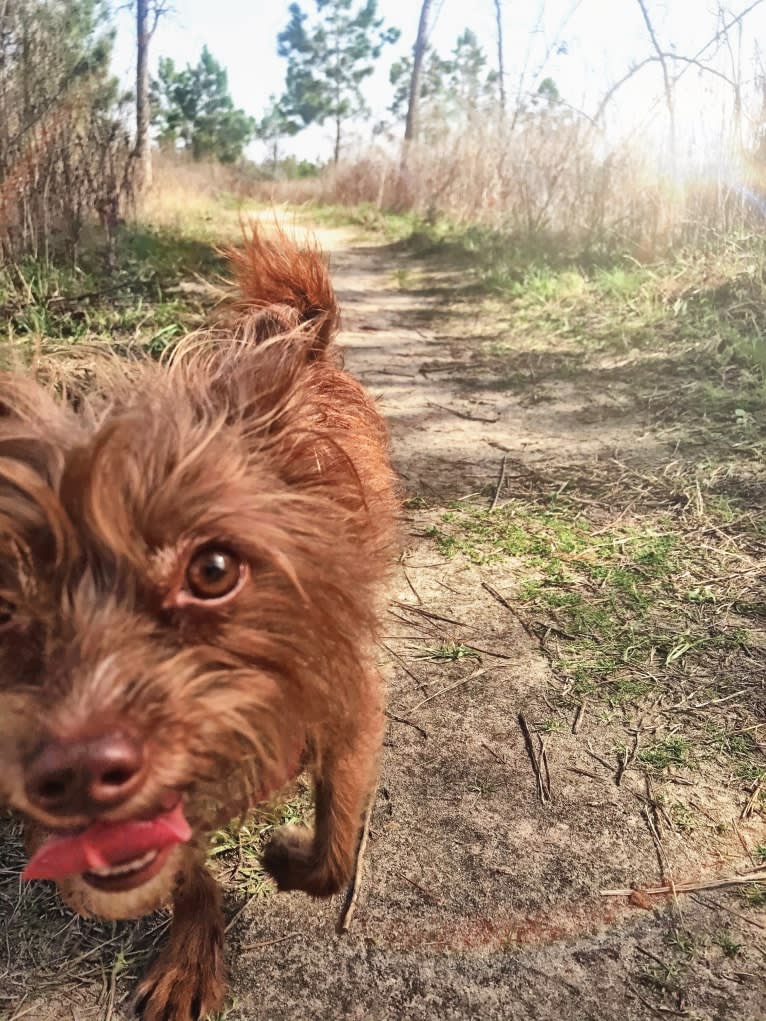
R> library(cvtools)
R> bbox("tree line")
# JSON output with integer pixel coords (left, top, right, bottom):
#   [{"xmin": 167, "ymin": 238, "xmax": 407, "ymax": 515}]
[
  {"xmin": 3, "ymin": 0, "xmax": 766, "ymax": 263},
  {"xmin": 146, "ymin": 0, "xmax": 515, "ymax": 171}
]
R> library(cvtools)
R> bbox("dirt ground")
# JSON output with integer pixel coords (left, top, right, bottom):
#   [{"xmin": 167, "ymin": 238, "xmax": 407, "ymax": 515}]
[{"xmin": 1, "ymin": 223, "xmax": 764, "ymax": 1021}]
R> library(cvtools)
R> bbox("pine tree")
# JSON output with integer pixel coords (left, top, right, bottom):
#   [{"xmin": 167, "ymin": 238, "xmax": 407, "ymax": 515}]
[
  {"xmin": 277, "ymin": 0, "xmax": 400, "ymax": 164},
  {"xmin": 256, "ymin": 96, "xmax": 300, "ymax": 175},
  {"xmin": 151, "ymin": 47, "xmax": 255, "ymax": 163}
]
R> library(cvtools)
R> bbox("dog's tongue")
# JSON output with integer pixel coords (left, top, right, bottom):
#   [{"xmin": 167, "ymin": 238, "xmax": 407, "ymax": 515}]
[{"xmin": 22, "ymin": 802, "xmax": 192, "ymax": 881}]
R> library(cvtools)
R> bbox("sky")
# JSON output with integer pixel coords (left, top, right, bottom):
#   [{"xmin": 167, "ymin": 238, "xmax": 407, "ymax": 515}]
[{"xmin": 110, "ymin": 1, "xmax": 766, "ymax": 166}]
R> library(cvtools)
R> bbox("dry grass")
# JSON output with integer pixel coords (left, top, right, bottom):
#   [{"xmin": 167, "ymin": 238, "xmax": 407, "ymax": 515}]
[
  {"xmin": 138, "ymin": 153, "xmax": 261, "ymax": 233},
  {"xmin": 261, "ymin": 117, "xmax": 766, "ymax": 258}
]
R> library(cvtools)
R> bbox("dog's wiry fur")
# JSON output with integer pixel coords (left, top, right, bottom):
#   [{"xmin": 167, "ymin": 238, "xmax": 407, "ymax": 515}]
[{"xmin": 0, "ymin": 228, "xmax": 398, "ymax": 1020}]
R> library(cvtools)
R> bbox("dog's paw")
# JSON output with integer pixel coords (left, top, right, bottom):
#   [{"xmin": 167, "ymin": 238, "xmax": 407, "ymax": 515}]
[
  {"xmin": 134, "ymin": 955, "xmax": 226, "ymax": 1021},
  {"xmin": 263, "ymin": 825, "xmax": 344, "ymax": 897}
]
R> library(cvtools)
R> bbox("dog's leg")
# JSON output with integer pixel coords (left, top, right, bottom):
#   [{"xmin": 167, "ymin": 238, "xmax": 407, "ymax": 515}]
[
  {"xmin": 263, "ymin": 681, "xmax": 383, "ymax": 898},
  {"xmin": 135, "ymin": 859, "xmax": 226, "ymax": 1021}
]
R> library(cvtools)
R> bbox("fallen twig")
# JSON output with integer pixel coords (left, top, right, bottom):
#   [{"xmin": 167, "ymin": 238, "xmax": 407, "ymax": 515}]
[
  {"xmin": 566, "ymin": 766, "xmax": 606, "ymax": 783},
  {"xmin": 393, "ymin": 869, "xmax": 441, "ymax": 903},
  {"xmin": 409, "ymin": 667, "xmax": 487, "ymax": 712},
  {"xmin": 615, "ymin": 731, "xmax": 640, "ymax": 786},
  {"xmin": 690, "ymin": 892, "xmax": 766, "ymax": 930},
  {"xmin": 572, "ymin": 702, "xmax": 585, "ymax": 735},
  {"xmin": 625, "ymin": 978, "xmax": 688, "ymax": 1016},
  {"xmin": 428, "ymin": 400, "xmax": 499, "ymax": 424},
  {"xmin": 602, "ymin": 868, "xmax": 766, "ymax": 898},
  {"xmin": 381, "ymin": 641, "xmax": 427, "ymax": 694},
  {"xmin": 392, "ymin": 601, "xmax": 470, "ymax": 629},
  {"xmin": 481, "ymin": 581, "xmax": 537, "ymax": 639},
  {"xmin": 642, "ymin": 774, "xmax": 670, "ymax": 881},
  {"xmin": 489, "ymin": 453, "xmax": 509, "ymax": 511},
  {"xmin": 741, "ymin": 778, "xmax": 763, "ymax": 820},
  {"xmin": 385, "ymin": 710, "xmax": 429, "ymax": 739},
  {"xmin": 337, "ymin": 795, "xmax": 375, "ymax": 933},
  {"xmin": 242, "ymin": 932, "xmax": 302, "ymax": 951},
  {"xmin": 225, "ymin": 892, "xmax": 259, "ymax": 934},
  {"xmin": 518, "ymin": 713, "xmax": 552, "ymax": 803}
]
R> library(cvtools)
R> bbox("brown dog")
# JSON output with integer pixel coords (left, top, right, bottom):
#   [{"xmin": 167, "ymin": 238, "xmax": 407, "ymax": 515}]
[{"xmin": 0, "ymin": 228, "xmax": 398, "ymax": 1019}]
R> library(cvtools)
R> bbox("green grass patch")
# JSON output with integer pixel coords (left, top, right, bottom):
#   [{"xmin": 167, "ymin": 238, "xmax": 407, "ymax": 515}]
[
  {"xmin": 0, "ymin": 224, "xmax": 226, "ymax": 358},
  {"xmin": 740, "ymin": 884, "xmax": 766, "ymax": 908},
  {"xmin": 426, "ymin": 499, "xmax": 752, "ymax": 711},
  {"xmin": 209, "ymin": 788, "xmax": 312, "ymax": 896},
  {"xmin": 303, "ymin": 202, "xmax": 421, "ymax": 242},
  {"xmin": 384, "ymin": 216, "xmax": 766, "ymax": 425},
  {"xmin": 713, "ymin": 930, "xmax": 743, "ymax": 958},
  {"xmin": 639, "ymin": 736, "xmax": 693, "ymax": 771}
]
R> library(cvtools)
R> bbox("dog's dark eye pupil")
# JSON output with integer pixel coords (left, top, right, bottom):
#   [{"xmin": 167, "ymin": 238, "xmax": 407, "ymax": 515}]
[
  {"xmin": 186, "ymin": 549, "xmax": 242, "ymax": 600},
  {"xmin": 203, "ymin": 555, "xmax": 226, "ymax": 580},
  {"xmin": 0, "ymin": 598, "xmax": 14, "ymax": 625}
]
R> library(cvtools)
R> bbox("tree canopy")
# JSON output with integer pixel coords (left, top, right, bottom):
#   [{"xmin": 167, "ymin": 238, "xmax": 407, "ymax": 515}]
[
  {"xmin": 389, "ymin": 29, "xmax": 500, "ymax": 137},
  {"xmin": 277, "ymin": 0, "xmax": 400, "ymax": 163},
  {"xmin": 151, "ymin": 46, "xmax": 255, "ymax": 163}
]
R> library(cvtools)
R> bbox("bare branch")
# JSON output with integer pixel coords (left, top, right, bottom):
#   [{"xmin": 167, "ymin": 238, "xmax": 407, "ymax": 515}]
[
  {"xmin": 663, "ymin": 52, "xmax": 737, "ymax": 90},
  {"xmin": 635, "ymin": 0, "xmax": 676, "ymax": 158},
  {"xmin": 593, "ymin": 56, "xmax": 656, "ymax": 123},
  {"xmin": 595, "ymin": 1, "xmax": 764, "ymax": 125}
]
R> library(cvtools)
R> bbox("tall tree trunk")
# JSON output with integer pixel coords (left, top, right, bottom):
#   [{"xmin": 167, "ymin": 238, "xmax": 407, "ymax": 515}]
[
  {"xmin": 334, "ymin": 114, "xmax": 341, "ymax": 165},
  {"xmin": 135, "ymin": 0, "xmax": 152, "ymax": 188},
  {"xmin": 493, "ymin": 0, "xmax": 506, "ymax": 113},
  {"xmin": 404, "ymin": 0, "xmax": 432, "ymax": 143}
]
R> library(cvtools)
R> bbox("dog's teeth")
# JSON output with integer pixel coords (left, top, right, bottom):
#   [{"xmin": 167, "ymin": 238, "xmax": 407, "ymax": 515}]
[{"xmin": 88, "ymin": 849, "xmax": 158, "ymax": 878}]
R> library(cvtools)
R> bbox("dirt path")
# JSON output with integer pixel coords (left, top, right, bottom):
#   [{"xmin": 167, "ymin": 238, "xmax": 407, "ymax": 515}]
[
  {"xmin": 1, "ymin": 226, "xmax": 764, "ymax": 1021},
  {"xmin": 231, "ymin": 228, "xmax": 764, "ymax": 1021}
]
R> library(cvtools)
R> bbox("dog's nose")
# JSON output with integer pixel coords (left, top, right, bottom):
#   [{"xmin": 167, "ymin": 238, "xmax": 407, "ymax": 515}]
[{"xmin": 25, "ymin": 733, "xmax": 144, "ymax": 817}]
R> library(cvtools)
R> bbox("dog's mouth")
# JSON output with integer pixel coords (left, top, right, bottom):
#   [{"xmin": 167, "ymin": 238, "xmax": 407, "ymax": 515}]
[{"xmin": 22, "ymin": 800, "xmax": 192, "ymax": 893}]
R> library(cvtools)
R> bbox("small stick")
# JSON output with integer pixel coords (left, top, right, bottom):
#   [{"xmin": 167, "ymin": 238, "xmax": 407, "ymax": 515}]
[
  {"xmin": 691, "ymin": 893, "xmax": 766, "ymax": 931},
  {"xmin": 615, "ymin": 732, "xmax": 640, "ymax": 787},
  {"xmin": 428, "ymin": 400, "xmax": 499, "ymax": 424},
  {"xmin": 337, "ymin": 796, "xmax": 375, "ymax": 933},
  {"xmin": 566, "ymin": 766, "xmax": 606, "ymax": 783},
  {"xmin": 625, "ymin": 979, "xmax": 687, "ymax": 1016},
  {"xmin": 402, "ymin": 567, "xmax": 422, "ymax": 605},
  {"xmin": 242, "ymin": 932, "xmax": 302, "ymax": 951},
  {"xmin": 518, "ymin": 713, "xmax": 551, "ymax": 803},
  {"xmin": 381, "ymin": 642, "xmax": 427, "ymax": 694},
  {"xmin": 393, "ymin": 869, "xmax": 441, "ymax": 903},
  {"xmin": 481, "ymin": 741, "xmax": 507, "ymax": 764},
  {"xmin": 572, "ymin": 703, "xmax": 585, "ymax": 735},
  {"xmin": 409, "ymin": 668, "xmax": 487, "ymax": 713},
  {"xmin": 585, "ymin": 742, "xmax": 614, "ymax": 773},
  {"xmin": 481, "ymin": 581, "xmax": 537, "ymax": 640},
  {"xmin": 740, "ymin": 779, "xmax": 762, "ymax": 820},
  {"xmin": 385, "ymin": 710, "xmax": 429, "ymax": 739},
  {"xmin": 392, "ymin": 601, "xmax": 470, "ymax": 628},
  {"xmin": 225, "ymin": 891, "xmax": 259, "ymax": 934},
  {"xmin": 489, "ymin": 453, "xmax": 509, "ymax": 511},
  {"xmin": 601, "ymin": 868, "xmax": 766, "ymax": 897}
]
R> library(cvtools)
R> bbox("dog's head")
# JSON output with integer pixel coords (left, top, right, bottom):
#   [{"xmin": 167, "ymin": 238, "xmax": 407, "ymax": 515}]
[{"xmin": 0, "ymin": 334, "xmax": 385, "ymax": 919}]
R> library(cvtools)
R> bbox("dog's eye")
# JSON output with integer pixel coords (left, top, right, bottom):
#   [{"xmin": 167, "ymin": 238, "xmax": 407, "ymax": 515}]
[
  {"xmin": 185, "ymin": 548, "xmax": 244, "ymax": 602},
  {"xmin": 0, "ymin": 597, "xmax": 15, "ymax": 628}
]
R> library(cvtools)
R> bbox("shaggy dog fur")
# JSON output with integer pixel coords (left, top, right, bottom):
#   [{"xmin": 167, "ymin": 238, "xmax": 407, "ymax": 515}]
[{"xmin": 0, "ymin": 228, "xmax": 398, "ymax": 1019}]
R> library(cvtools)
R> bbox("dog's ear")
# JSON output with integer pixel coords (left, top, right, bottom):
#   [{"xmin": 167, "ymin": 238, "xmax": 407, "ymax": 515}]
[
  {"xmin": 222, "ymin": 225, "xmax": 340, "ymax": 361},
  {"xmin": 171, "ymin": 227, "xmax": 343, "ymax": 434},
  {"xmin": 0, "ymin": 375, "xmax": 75, "ymax": 567}
]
